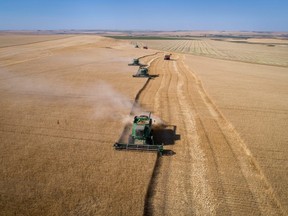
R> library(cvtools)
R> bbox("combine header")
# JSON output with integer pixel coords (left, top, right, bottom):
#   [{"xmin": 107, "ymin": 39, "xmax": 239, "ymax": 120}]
[{"xmin": 114, "ymin": 113, "xmax": 163, "ymax": 155}]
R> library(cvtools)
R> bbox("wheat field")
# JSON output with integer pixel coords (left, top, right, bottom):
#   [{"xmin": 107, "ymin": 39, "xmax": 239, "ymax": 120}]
[
  {"xmin": 0, "ymin": 33, "xmax": 288, "ymax": 215},
  {"xmin": 135, "ymin": 38, "xmax": 288, "ymax": 67}
]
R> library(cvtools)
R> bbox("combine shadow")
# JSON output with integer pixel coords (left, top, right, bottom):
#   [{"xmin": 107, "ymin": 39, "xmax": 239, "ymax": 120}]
[
  {"xmin": 149, "ymin": 74, "xmax": 159, "ymax": 79},
  {"xmin": 153, "ymin": 125, "xmax": 180, "ymax": 156}
]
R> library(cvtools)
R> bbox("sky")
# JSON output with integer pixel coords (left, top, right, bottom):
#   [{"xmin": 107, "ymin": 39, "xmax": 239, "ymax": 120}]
[{"xmin": 0, "ymin": 0, "xmax": 287, "ymax": 31}]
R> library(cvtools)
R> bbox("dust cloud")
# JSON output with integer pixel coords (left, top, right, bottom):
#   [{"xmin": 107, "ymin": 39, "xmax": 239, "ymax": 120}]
[
  {"xmin": 89, "ymin": 81, "xmax": 138, "ymax": 120},
  {"xmin": 0, "ymin": 67, "xmax": 164, "ymax": 124}
]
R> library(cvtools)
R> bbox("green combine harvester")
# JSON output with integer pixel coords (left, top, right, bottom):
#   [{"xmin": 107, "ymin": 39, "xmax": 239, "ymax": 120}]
[
  {"xmin": 114, "ymin": 113, "xmax": 163, "ymax": 155},
  {"xmin": 128, "ymin": 58, "xmax": 140, "ymax": 66},
  {"xmin": 128, "ymin": 58, "xmax": 145, "ymax": 66},
  {"xmin": 132, "ymin": 67, "xmax": 150, "ymax": 77}
]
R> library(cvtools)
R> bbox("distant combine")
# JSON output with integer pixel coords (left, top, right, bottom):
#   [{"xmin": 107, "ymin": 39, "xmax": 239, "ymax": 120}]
[
  {"xmin": 133, "ymin": 67, "xmax": 151, "ymax": 78},
  {"xmin": 128, "ymin": 58, "xmax": 143, "ymax": 66}
]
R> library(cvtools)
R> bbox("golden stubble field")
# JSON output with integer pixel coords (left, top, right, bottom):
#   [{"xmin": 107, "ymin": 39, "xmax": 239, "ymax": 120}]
[
  {"xmin": 184, "ymin": 54, "xmax": 288, "ymax": 213},
  {"xmin": 0, "ymin": 33, "xmax": 288, "ymax": 215}
]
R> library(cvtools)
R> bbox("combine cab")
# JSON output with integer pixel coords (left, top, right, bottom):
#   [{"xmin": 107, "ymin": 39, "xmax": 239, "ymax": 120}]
[
  {"xmin": 132, "ymin": 67, "xmax": 150, "ymax": 77},
  {"xmin": 164, "ymin": 54, "xmax": 171, "ymax": 60},
  {"xmin": 114, "ymin": 113, "xmax": 163, "ymax": 154}
]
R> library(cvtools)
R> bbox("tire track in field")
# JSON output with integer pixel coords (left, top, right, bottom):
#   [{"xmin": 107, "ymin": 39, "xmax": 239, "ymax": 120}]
[
  {"xmin": 141, "ymin": 55, "xmax": 217, "ymax": 215},
  {"xmin": 141, "ymin": 55, "xmax": 174, "ymax": 215},
  {"xmin": 141, "ymin": 53, "xmax": 285, "ymax": 215},
  {"xmin": 146, "ymin": 55, "xmax": 175, "ymax": 215},
  {"xmin": 179, "ymin": 55, "xmax": 285, "ymax": 215}
]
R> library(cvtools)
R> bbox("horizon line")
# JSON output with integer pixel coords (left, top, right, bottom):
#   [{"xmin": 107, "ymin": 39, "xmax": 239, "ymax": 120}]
[{"xmin": 1, "ymin": 29, "xmax": 288, "ymax": 33}]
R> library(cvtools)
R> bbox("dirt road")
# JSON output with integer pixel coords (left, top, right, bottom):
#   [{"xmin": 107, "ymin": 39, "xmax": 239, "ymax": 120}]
[{"xmin": 139, "ymin": 54, "xmax": 285, "ymax": 215}]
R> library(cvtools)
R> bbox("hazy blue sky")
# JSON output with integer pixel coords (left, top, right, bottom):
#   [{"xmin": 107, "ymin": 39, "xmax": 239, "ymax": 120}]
[{"xmin": 0, "ymin": 0, "xmax": 287, "ymax": 31}]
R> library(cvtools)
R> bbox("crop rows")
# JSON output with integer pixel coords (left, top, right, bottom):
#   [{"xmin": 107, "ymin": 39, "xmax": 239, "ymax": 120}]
[{"xmin": 136, "ymin": 39, "xmax": 288, "ymax": 67}]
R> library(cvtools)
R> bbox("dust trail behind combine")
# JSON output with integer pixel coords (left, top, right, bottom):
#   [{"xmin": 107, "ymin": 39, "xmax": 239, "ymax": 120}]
[{"xmin": 139, "ymin": 54, "xmax": 285, "ymax": 215}]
